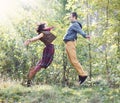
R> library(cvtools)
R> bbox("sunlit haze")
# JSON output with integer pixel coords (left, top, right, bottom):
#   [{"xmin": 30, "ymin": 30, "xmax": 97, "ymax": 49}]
[
  {"xmin": 0, "ymin": 0, "xmax": 17, "ymax": 17},
  {"xmin": 0, "ymin": 0, "xmax": 39, "ymax": 23}
]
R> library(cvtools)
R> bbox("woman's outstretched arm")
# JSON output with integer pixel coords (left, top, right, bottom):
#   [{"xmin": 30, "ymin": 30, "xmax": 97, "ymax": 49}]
[{"xmin": 24, "ymin": 33, "xmax": 44, "ymax": 46}]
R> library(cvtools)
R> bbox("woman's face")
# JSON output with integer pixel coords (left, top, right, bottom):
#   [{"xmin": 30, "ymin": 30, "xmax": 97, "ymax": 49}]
[{"xmin": 44, "ymin": 23, "xmax": 47, "ymax": 28}]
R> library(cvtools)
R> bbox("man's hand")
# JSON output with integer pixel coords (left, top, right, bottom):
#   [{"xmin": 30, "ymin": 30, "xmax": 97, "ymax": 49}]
[{"xmin": 86, "ymin": 35, "xmax": 90, "ymax": 40}]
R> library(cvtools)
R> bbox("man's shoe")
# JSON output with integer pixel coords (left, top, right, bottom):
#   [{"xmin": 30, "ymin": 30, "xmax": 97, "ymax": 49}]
[{"xmin": 79, "ymin": 75, "xmax": 87, "ymax": 84}]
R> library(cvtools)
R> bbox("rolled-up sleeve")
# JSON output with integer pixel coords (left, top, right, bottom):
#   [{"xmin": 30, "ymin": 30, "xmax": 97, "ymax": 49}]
[{"xmin": 72, "ymin": 23, "xmax": 87, "ymax": 38}]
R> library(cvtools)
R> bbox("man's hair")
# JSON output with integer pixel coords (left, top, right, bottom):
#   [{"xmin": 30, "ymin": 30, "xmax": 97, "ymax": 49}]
[
  {"xmin": 71, "ymin": 12, "xmax": 82, "ymax": 28},
  {"xmin": 71, "ymin": 12, "xmax": 78, "ymax": 19}
]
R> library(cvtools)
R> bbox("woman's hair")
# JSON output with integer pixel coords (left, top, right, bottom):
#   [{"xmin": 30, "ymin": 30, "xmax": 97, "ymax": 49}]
[
  {"xmin": 36, "ymin": 23, "xmax": 45, "ymax": 34},
  {"xmin": 71, "ymin": 12, "xmax": 78, "ymax": 19}
]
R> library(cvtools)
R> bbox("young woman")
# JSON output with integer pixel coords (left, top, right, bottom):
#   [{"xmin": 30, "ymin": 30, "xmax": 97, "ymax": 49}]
[{"xmin": 24, "ymin": 23, "xmax": 56, "ymax": 86}]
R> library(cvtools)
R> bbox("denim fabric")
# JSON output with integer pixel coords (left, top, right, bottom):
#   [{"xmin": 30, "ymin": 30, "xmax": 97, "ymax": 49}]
[{"xmin": 63, "ymin": 21, "xmax": 87, "ymax": 42}]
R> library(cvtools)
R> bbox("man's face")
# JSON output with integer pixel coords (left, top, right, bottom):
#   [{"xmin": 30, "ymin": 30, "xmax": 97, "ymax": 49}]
[{"xmin": 69, "ymin": 14, "xmax": 76, "ymax": 22}]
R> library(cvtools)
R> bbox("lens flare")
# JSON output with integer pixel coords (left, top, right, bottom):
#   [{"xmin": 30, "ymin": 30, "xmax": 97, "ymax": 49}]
[{"xmin": 0, "ymin": 0, "xmax": 18, "ymax": 23}]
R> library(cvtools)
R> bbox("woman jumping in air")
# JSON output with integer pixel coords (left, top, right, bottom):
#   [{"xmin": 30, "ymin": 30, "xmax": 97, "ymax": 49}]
[{"xmin": 24, "ymin": 23, "xmax": 56, "ymax": 87}]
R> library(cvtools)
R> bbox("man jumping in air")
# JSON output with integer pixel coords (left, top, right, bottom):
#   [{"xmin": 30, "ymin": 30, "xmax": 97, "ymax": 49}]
[{"xmin": 63, "ymin": 12, "xmax": 90, "ymax": 84}]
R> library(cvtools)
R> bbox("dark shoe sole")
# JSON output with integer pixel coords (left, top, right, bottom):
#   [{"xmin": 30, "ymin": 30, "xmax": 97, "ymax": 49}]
[{"xmin": 79, "ymin": 75, "xmax": 87, "ymax": 84}]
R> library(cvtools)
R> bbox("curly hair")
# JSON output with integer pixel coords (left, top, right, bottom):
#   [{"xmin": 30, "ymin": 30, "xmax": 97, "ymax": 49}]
[{"xmin": 36, "ymin": 23, "xmax": 45, "ymax": 34}]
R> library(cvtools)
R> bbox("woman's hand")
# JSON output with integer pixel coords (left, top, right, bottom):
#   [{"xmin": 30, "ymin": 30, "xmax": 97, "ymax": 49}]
[{"xmin": 24, "ymin": 39, "xmax": 31, "ymax": 46}]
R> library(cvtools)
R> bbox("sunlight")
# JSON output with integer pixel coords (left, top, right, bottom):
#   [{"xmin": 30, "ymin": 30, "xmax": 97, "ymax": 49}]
[
  {"xmin": 0, "ymin": 0, "xmax": 16, "ymax": 14},
  {"xmin": 20, "ymin": 0, "xmax": 40, "ymax": 11},
  {"xmin": 0, "ymin": 0, "xmax": 38, "ymax": 22},
  {"xmin": 20, "ymin": 0, "xmax": 36, "ymax": 6},
  {"xmin": 0, "ymin": 0, "xmax": 18, "ymax": 22}
]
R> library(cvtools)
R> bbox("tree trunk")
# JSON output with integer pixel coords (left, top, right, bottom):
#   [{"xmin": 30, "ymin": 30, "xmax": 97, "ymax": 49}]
[
  {"xmin": 105, "ymin": 0, "xmax": 111, "ymax": 84},
  {"xmin": 62, "ymin": 46, "xmax": 67, "ymax": 86},
  {"xmin": 117, "ymin": 32, "xmax": 120, "ymax": 59},
  {"xmin": 86, "ymin": 0, "xmax": 92, "ymax": 81}
]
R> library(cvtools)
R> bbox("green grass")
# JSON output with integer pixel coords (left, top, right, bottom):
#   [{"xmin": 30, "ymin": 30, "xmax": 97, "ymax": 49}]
[{"xmin": 0, "ymin": 79, "xmax": 119, "ymax": 103}]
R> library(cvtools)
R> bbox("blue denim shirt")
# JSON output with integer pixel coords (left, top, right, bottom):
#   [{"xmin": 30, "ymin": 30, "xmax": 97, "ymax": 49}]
[{"xmin": 63, "ymin": 21, "xmax": 87, "ymax": 42}]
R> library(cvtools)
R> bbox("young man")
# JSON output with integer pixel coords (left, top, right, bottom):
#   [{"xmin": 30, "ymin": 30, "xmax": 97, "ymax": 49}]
[
  {"xmin": 63, "ymin": 12, "xmax": 90, "ymax": 84},
  {"xmin": 24, "ymin": 23, "xmax": 56, "ymax": 86}
]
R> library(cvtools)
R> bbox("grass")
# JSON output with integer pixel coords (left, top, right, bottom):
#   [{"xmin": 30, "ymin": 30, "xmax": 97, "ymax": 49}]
[{"xmin": 0, "ymin": 78, "xmax": 119, "ymax": 103}]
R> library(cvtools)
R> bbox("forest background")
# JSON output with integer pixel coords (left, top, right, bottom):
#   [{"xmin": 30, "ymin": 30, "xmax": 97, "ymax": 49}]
[{"xmin": 0, "ymin": 0, "xmax": 119, "ymax": 103}]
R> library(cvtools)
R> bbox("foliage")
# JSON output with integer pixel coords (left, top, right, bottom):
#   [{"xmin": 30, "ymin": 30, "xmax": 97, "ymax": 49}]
[{"xmin": 0, "ymin": 0, "xmax": 119, "ymax": 88}]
